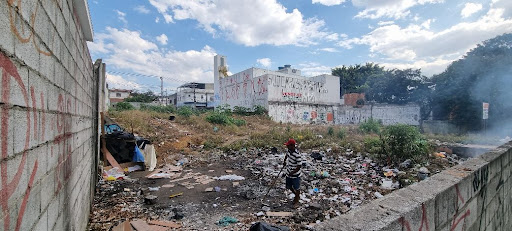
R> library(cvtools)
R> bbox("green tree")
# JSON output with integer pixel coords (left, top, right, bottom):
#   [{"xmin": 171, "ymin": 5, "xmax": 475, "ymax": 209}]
[
  {"xmin": 125, "ymin": 90, "xmax": 158, "ymax": 103},
  {"xmin": 432, "ymin": 33, "xmax": 512, "ymax": 131},
  {"xmin": 332, "ymin": 63, "xmax": 385, "ymax": 95}
]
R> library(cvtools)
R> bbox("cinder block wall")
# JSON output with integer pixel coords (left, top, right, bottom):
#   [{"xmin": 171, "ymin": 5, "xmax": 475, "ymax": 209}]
[
  {"xmin": 0, "ymin": 0, "xmax": 97, "ymax": 230},
  {"xmin": 316, "ymin": 141, "xmax": 512, "ymax": 231}
]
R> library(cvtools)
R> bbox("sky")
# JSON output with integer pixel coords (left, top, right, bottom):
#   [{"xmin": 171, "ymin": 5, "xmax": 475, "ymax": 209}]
[{"xmin": 87, "ymin": 0, "xmax": 512, "ymax": 95}]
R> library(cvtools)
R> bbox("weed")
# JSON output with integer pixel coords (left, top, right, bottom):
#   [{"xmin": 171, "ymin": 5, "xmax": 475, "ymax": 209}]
[
  {"xmin": 359, "ymin": 118, "xmax": 382, "ymax": 134},
  {"xmin": 381, "ymin": 124, "xmax": 431, "ymax": 164},
  {"xmin": 140, "ymin": 104, "xmax": 176, "ymax": 113},
  {"xmin": 337, "ymin": 129, "xmax": 346, "ymax": 139},
  {"xmin": 177, "ymin": 106, "xmax": 196, "ymax": 117},
  {"xmin": 115, "ymin": 102, "xmax": 135, "ymax": 111},
  {"xmin": 327, "ymin": 127, "xmax": 334, "ymax": 136},
  {"xmin": 364, "ymin": 136, "xmax": 381, "ymax": 154}
]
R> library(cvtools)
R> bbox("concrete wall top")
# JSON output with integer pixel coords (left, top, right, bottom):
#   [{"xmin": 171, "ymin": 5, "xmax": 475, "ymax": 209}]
[{"xmin": 315, "ymin": 141, "xmax": 512, "ymax": 230}]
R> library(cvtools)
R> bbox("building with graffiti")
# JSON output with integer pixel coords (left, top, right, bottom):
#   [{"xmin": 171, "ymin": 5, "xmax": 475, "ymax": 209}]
[
  {"xmin": 213, "ymin": 55, "xmax": 341, "ymax": 124},
  {"xmin": 213, "ymin": 55, "xmax": 421, "ymax": 125}
]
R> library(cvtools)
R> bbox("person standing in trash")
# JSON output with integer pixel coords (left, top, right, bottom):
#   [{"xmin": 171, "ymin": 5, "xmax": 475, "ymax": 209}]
[{"xmin": 282, "ymin": 138, "xmax": 303, "ymax": 208}]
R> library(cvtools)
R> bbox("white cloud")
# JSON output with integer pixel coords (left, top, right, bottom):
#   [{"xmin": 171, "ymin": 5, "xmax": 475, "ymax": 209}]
[
  {"xmin": 298, "ymin": 62, "xmax": 332, "ymax": 76},
  {"xmin": 461, "ymin": 3, "xmax": 483, "ymax": 18},
  {"xmin": 88, "ymin": 27, "xmax": 216, "ymax": 84},
  {"xmin": 134, "ymin": 5, "xmax": 150, "ymax": 14},
  {"xmin": 312, "ymin": 0, "xmax": 346, "ymax": 6},
  {"xmin": 155, "ymin": 17, "xmax": 160, "ymax": 23},
  {"xmin": 377, "ymin": 21, "xmax": 394, "ymax": 26},
  {"xmin": 156, "ymin": 34, "xmax": 168, "ymax": 45},
  {"xmin": 338, "ymin": 6, "xmax": 512, "ymax": 76},
  {"xmin": 163, "ymin": 14, "xmax": 174, "ymax": 23},
  {"xmin": 115, "ymin": 10, "xmax": 127, "ymax": 24},
  {"xmin": 148, "ymin": 0, "xmax": 333, "ymax": 46},
  {"xmin": 319, "ymin": 47, "xmax": 339, "ymax": 52},
  {"xmin": 257, "ymin": 58, "xmax": 272, "ymax": 68},
  {"xmin": 491, "ymin": 0, "xmax": 512, "ymax": 18},
  {"xmin": 107, "ymin": 73, "xmax": 143, "ymax": 90},
  {"xmin": 352, "ymin": 0, "xmax": 444, "ymax": 19}
]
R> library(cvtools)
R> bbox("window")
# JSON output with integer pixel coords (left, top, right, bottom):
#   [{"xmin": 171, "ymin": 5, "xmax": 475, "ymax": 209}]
[
  {"xmin": 201, "ymin": 95, "xmax": 204, "ymax": 99},
  {"xmin": 116, "ymin": 93, "xmax": 121, "ymax": 97}
]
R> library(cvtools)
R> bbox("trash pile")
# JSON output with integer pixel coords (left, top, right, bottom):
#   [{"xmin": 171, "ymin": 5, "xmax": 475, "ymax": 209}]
[{"xmin": 89, "ymin": 145, "xmax": 466, "ymax": 230}]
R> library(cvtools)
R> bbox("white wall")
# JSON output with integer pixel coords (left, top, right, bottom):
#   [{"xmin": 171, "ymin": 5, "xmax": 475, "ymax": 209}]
[
  {"xmin": 335, "ymin": 104, "xmax": 420, "ymax": 125},
  {"xmin": 268, "ymin": 103, "xmax": 337, "ymax": 124},
  {"xmin": 218, "ymin": 68, "xmax": 269, "ymax": 109},
  {"xmin": 109, "ymin": 91, "xmax": 130, "ymax": 99},
  {"xmin": 267, "ymin": 74, "xmax": 340, "ymax": 105}
]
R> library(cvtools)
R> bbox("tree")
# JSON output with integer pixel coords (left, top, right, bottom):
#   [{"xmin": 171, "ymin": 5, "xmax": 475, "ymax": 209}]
[
  {"xmin": 432, "ymin": 33, "xmax": 512, "ymax": 131},
  {"xmin": 332, "ymin": 63, "xmax": 385, "ymax": 96},
  {"xmin": 124, "ymin": 90, "xmax": 158, "ymax": 103}
]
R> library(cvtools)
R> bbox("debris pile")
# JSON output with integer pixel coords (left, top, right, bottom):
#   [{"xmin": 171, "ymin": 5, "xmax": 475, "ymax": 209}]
[{"xmin": 89, "ymin": 146, "xmax": 466, "ymax": 230}]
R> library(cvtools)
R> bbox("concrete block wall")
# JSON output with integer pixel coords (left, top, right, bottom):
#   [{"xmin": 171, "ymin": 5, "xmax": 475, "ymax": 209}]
[
  {"xmin": 268, "ymin": 103, "xmax": 336, "ymax": 124},
  {"xmin": 335, "ymin": 104, "xmax": 420, "ymax": 125},
  {"xmin": 0, "ymin": 0, "xmax": 97, "ymax": 231},
  {"xmin": 315, "ymin": 141, "xmax": 512, "ymax": 231}
]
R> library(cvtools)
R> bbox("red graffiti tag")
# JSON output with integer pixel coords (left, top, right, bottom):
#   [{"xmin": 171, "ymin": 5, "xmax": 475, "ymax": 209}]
[{"xmin": 0, "ymin": 52, "xmax": 39, "ymax": 231}]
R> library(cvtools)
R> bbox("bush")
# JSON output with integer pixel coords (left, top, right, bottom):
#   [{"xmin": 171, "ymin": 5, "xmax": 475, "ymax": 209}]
[
  {"xmin": 206, "ymin": 111, "xmax": 246, "ymax": 126},
  {"xmin": 140, "ymin": 104, "xmax": 176, "ymax": 113},
  {"xmin": 359, "ymin": 118, "xmax": 382, "ymax": 134},
  {"xmin": 115, "ymin": 102, "xmax": 135, "ymax": 111},
  {"xmin": 327, "ymin": 127, "xmax": 334, "ymax": 136},
  {"xmin": 337, "ymin": 129, "xmax": 346, "ymax": 139},
  {"xmin": 177, "ymin": 106, "xmax": 195, "ymax": 117},
  {"xmin": 364, "ymin": 136, "xmax": 381, "ymax": 154},
  {"xmin": 233, "ymin": 106, "xmax": 251, "ymax": 115},
  {"xmin": 381, "ymin": 124, "xmax": 431, "ymax": 164},
  {"xmin": 253, "ymin": 105, "xmax": 267, "ymax": 115},
  {"xmin": 216, "ymin": 104, "xmax": 232, "ymax": 115}
]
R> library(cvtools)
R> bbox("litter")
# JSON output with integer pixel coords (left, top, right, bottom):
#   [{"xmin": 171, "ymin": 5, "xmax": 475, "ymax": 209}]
[
  {"xmin": 127, "ymin": 165, "xmax": 143, "ymax": 172},
  {"xmin": 250, "ymin": 222, "xmax": 290, "ymax": 231},
  {"xmin": 148, "ymin": 187, "xmax": 160, "ymax": 191},
  {"xmin": 217, "ymin": 216, "xmax": 238, "ymax": 227},
  {"xmin": 214, "ymin": 174, "xmax": 245, "ymax": 181},
  {"xmin": 266, "ymin": 212, "xmax": 293, "ymax": 217},
  {"xmin": 169, "ymin": 192, "xmax": 183, "ymax": 198}
]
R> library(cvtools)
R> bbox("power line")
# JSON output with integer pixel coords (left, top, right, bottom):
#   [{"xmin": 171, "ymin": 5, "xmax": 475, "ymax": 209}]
[{"xmin": 106, "ymin": 71, "xmax": 188, "ymax": 83}]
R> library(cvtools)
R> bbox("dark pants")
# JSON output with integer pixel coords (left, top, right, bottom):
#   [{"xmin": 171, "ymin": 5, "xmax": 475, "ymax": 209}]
[{"xmin": 286, "ymin": 177, "xmax": 300, "ymax": 191}]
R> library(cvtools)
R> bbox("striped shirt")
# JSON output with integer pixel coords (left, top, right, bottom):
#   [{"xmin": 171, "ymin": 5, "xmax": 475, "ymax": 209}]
[{"xmin": 285, "ymin": 149, "xmax": 302, "ymax": 178}]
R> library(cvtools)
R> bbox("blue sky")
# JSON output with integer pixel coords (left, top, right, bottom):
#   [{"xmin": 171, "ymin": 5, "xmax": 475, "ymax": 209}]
[{"xmin": 87, "ymin": 0, "xmax": 512, "ymax": 94}]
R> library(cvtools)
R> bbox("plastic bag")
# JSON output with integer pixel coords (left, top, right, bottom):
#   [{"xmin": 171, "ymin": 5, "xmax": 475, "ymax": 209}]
[{"xmin": 132, "ymin": 146, "xmax": 145, "ymax": 162}]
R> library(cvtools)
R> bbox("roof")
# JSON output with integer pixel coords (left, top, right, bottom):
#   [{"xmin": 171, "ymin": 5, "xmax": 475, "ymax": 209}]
[
  {"xmin": 109, "ymin": 98, "xmax": 125, "ymax": 103},
  {"xmin": 73, "ymin": 0, "xmax": 94, "ymax": 41}
]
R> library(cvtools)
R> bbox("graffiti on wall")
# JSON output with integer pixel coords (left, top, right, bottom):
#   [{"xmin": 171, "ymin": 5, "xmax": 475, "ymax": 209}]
[
  {"xmin": 268, "ymin": 104, "xmax": 335, "ymax": 124},
  {"xmin": 398, "ymin": 183, "xmax": 473, "ymax": 231},
  {"xmin": 219, "ymin": 70, "xmax": 268, "ymax": 107},
  {"xmin": 0, "ymin": 52, "xmax": 76, "ymax": 230}
]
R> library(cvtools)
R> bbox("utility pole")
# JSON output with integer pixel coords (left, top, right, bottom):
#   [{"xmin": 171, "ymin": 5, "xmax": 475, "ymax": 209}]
[{"xmin": 160, "ymin": 77, "xmax": 163, "ymax": 105}]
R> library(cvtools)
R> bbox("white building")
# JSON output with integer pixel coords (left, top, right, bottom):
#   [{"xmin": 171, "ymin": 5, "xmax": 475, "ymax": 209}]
[
  {"xmin": 172, "ymin": 82, "xmax": 215, "ymax": 108},
  {"xmin": 214, "ymin": 55, "xmax": 421, "ymax": 125},
  {"xmin": 214, "ymin": 55, "xmax": 340, "ymax": 124},
  {"xmin": 109, "ymin": 89, "xmax": 132, "ymax": 104}
]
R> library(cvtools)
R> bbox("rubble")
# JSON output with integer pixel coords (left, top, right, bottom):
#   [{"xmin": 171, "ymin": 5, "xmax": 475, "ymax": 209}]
[{"xmin": 89, "ymin": 145, "xmax": 467, "ymax": 230}]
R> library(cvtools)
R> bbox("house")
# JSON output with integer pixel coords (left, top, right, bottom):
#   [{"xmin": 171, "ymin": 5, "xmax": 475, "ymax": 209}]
[
  {"xmin": 109, "ymin": 89, "xmax": 132, "ymax": 104},
  {"xmin": 171, "ymin": 82, "xmax": 214, "ymax": 108}
]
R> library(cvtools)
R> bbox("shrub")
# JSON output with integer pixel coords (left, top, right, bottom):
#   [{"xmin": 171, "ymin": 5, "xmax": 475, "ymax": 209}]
[
  {"xmin": 206, "ymin": 111, "xmax": 246, "ymax": 126},
  {"xmin": 364, "ymin": 136, "xmax": 382, "ymax": 154},
  {"xmin": 115, "ymin": 102, "xmax": 134, "ymax": 111},
  {"xmin": 253, "ymin": 105, "xmax": 267, "ymax": 115},
  {"xmin": 381, "ymin": 124, "xmax": 431, "ymax": 164},
  {"xmin": 337, "ymin": 129, "xmax": 346, "ymax": 139},
  {"xmin": 206, "ymin": 111, "xmax": 231, "ymax": 124},
  {"xmin": 140, "ymin": 104, "xmax": 176, "ymax": 113},
  {"xmin": 233, "ymin": 106, "xmax": 251, "ymax": 115},
  {"xmin": 359, "ymin": 118, "xmax": 382, "ymax": 134},
  {"xmin": 177, "ymin": 106, "xmax": 195, "ymax": 117},
  {"xmin": 327, "ymin": 127, "xmax": 334, "ymax": 136},
  {"xmin": 216, "ymin": 104, "xmax": 232, "ymax": 115}
]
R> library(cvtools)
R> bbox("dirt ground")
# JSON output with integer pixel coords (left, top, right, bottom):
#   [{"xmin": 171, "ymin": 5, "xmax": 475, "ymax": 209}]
[{"xmin": 88, "ymin": 112, "xmax": 467, "ymax": 230}]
